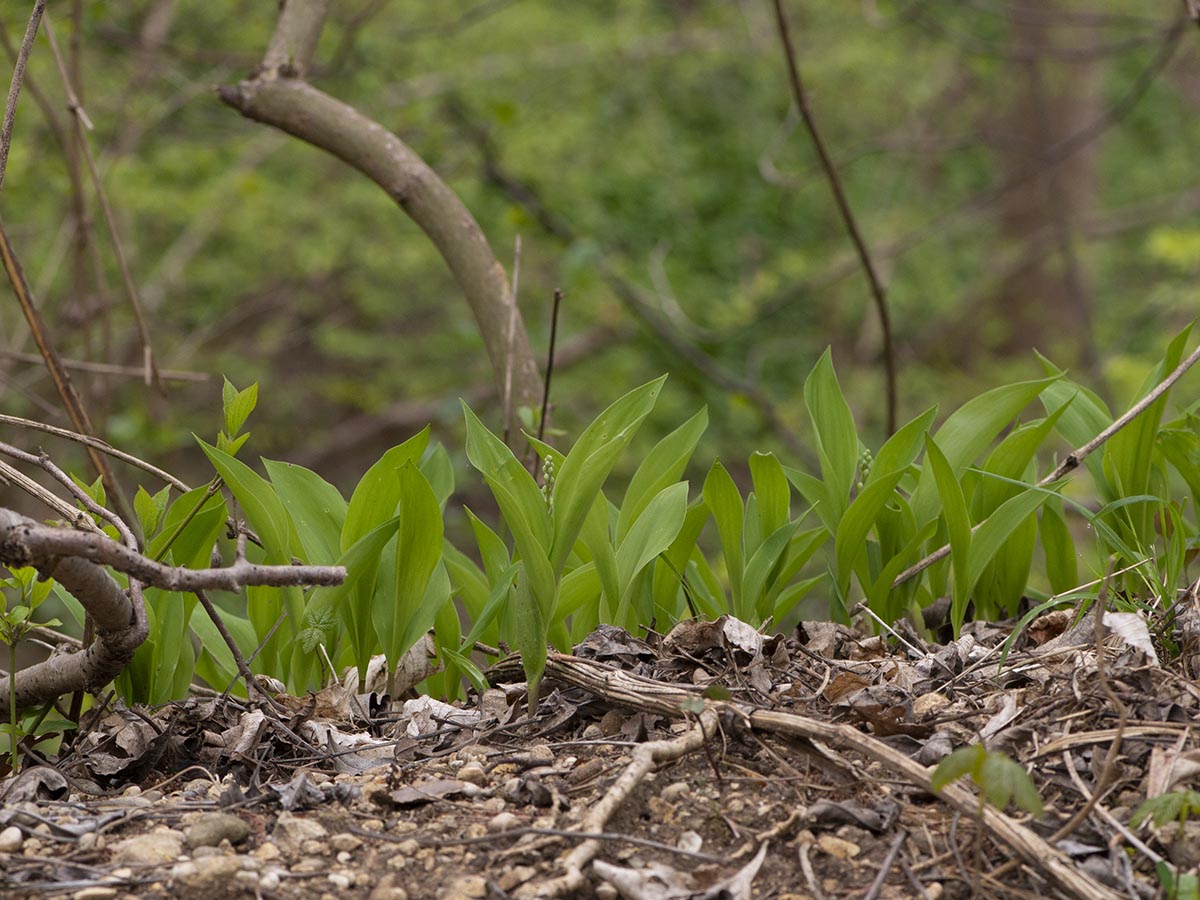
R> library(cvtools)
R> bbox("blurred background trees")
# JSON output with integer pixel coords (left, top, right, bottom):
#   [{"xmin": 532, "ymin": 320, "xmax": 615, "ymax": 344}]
[{"xmin": 0, "ymin": 0, "xmax": 1196, "ymax": 493}]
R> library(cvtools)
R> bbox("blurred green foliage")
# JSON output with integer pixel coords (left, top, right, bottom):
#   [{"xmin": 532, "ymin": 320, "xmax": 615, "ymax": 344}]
[{"xmin": 0, "ymin": 1, "xmax": 1196, "ymax": 504}]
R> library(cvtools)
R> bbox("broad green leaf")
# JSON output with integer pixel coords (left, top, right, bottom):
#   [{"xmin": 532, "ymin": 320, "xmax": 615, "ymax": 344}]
[
  {"xmin": 868, "ymin": 518, "xmax": 939, "ymax": 622},
  {"xmin": 783, "ymin": 466, "xmax": 836, "ymax": 534},
  {"xmin": 466, "ymin": 508, "xmax": 511, "ymax": 582},
  {"xmin": 617, "ymin": 407, "xmax": 707, "ymax": 540},
  {"xmin": 744, "ymin": 520, "xmax": 800, "ymax": 622},
  {"xmin": 703, "ymin": 461, "xmax": 745, "ymax": 613},
  {"xmin": 458, "ymin": 562, "xmax": 520, "ymax": 651},
  {"xmin": 1159, "ymin": 427, "xmax": 1200, "ymax": 513},
  {"xmin": 974, "ymin": 407, "xmax": 1066, "ymax": 516},
  {"xmin": 509, "ymin": 576, "xmax": 547, "ymax": 707},
  {"xmin": 421, "ymin": 443, "xmax": 456, "ymax": 510},
  {"xmin": 149, "ymin": 487, "xmax": 227, "ymax": 568},
  {"xmin": 550, "ymin": 561, "xmax": 601, "ymax": 624},
  {"xmin": 463, "ymin": 402, "xmax": 553, "ymax": 605},
  {"xmin": 966, "ymin": 487, "xmax": 1056, "ymax": 604},
  {"xmin": 616, "ymin": 482, "xmax": 688, "ymax": 599},
  {"xmin": 191, "ymin": 604, "xmax": 256, "ymax": 693},
  {"xmin": 397, "ymin": 562, "xmax": 452, "ymax": 665},
  {"xmin": 835, "ymin": 470, "xmax": 906, "ymax": 597},
  {"xmin": 868, "ymin": 406, "xmax": 937, "ymax": 483},
  {"xmin": 198, "ymin": 438, "xmax": 291, "ymax": 562},
  {"xmin": 302, "ymin": 516, "xmax": 399, "ymax": 645},
  {"xmin": 549, "ymin": 377, "xmax": 666, "ymax": 574},
  {"xmin": 1106, "ymin": 324, "xmax": 1192, "ymax": 536},
  {"xmin": 1039, "ymin": 497, "xmax": 1078, "ymax": 594},
  {"xmin": 911, "ymin": 376, "xmax": 1058, "ymax": 525},
  {"xmin": 375, "ymin": 462, "xmax": 443, "ymax": 668},
  {"xmin": 580, "ymin": 492, "xmax": 620, "ymax": 620},
  {"xmin": 931, "ymin": 744, "xmax": 984, "ymax": 791},
  {"xmin": 771, "ymin": 575, "xmax": 825, "ymax": 621},
  {"xmin": 343, "ymin": 428, "xmax": 430, "ymax": 549},
  {"xmin": 264, "ymin": 459, "xmax": 347, "ymax": 565},
  {"xmin": 925, "ymin": 436, "xmax": 971, "ymax": 634},
  {"xmin": 804, "ymin": 349, "xmax": 858, "ymax": 523},
  {"xmin": 979, "ymin": 751, "xmax": 1044, "ymax": 816},
  {"xmin": 749, "ymin": 451, "xmax": 789, "ymax": 553}
]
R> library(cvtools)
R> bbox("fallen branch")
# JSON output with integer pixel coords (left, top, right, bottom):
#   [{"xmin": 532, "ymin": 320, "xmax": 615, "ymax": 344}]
[
  {"xmin": 0, "ymin": 508, "xmax": 345, "ymax": 718},
  {"xmin": 492, "ymin": 652, "xmax": 1123, "ymax": 900},
  {"xmin": 0, "ymin": 509, "xmax": 343, "ymax": 592},
  {"xmin": 514, "ymin": 707, "xmax": 719, "ymax": 899}
]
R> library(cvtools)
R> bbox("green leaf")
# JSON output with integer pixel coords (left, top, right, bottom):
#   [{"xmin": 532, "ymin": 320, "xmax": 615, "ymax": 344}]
[
  {"xmin": 910, "ymin": 376, "xmax": 1058, "ymax": 525},
  {"xmin": 458, "ymin": 562, "xmax": 520, "ymax": 651},
  {"xmin": 835, "ymin": 470, "xmax": 906, "ymax": 597},
  {"xmin": 149, "ymin": 488, "xmax": 227, "ymax": 569},
  {"xmin": 197, "ymin": 437, "xmax": 291, "ymax": 563},
  {"xmin": 580, "ymin": 492, "xmax": 620, "ymax": 620},
  {"xmin": 421, "ymin": 443, "xmax": 456, "ymax": 510},
  {"xmin": 343, "ymin": 428, "xmax": 430, "ymax": 549},
  {"xmin": 134, "ymin": 485, "xmax": 171, "ymax": 537},
  {"xmin": 466, "ymin": 508, "xmax": 511, "ymax": 582},
  {"xmin": 222, "ymin": 377, "xmax": 258, "ymax": 438},
  {"xmin": 509, "ymin": 576, "xmax": 548, "ymax": 706},
  {"xmin": 549, "ymin": 376, "xmax": 666, "ymax": 574},
  {"xmin": 868, "ymin": 406, "xmax": 937, "ymax": 483},
  {"xmin": 264, "ymin": 459, "xmax": 347, "ymax": 565},
  {"xmin": 617, "ymin": 407, "xmax": 707, "ymax": 541},
  {"xmin": 1039, "ymin": 497, "xmax": 1078, "ymax": 594},
  {"xmin": 616, "ymin": 482, "xmax": 688, "ymax": 599},
  {"xmin": 374, "ymin": 462, "xmax": 444, "ymax": 668},
  {"xmin": 703, "ymin": 460, "xmax": 745, "ymax": 614},
  {"xmin": 931, "ymin": 744, "xmax": 984, "ymax": 791},
  {"xmin": 743, "ymin": 520, "xmax": 801, "ymax": 621},
  {"xmin": 784, "ymin": 466, "xmax": 836, "ymax": 534},
  {"xmin": 979, "ymin": 750, "xmax": 1043, "ymax": 816},
  {"xmin": 804, "ymin": 349, "xmax": 858, "ymax": 523},
  {"xmin": 749, "ymin": 451, "xmax": 790, "ymax": 551},
  {"xmin": 302, "ymin": 516, "xmax": 400, "ymax": 657},
  {"xmin": 463, "ymin": 402, "xmax": 554, "ymax": 609},
  {"xmin": 966, "ymin": 486, "xmax": 1056, "ymax": 604},
  {"xmin": 925, "ymin": 436, "xmax": 971, "ymax": 634}
]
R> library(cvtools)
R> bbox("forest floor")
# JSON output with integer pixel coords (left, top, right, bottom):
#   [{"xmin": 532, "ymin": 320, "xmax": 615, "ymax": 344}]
[{"xmin": 1, "ymin": 607, "xmax": 1196, "ymax": 900}]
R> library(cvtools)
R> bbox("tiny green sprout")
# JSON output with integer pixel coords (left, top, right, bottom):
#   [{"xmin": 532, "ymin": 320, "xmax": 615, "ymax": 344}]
[
  {"xmin": 931, "ymin": 744, "xmax": 1043, "ymax": 817},
  {"xmin": 679, "ymin": 696, "xmax": 705, "ymax": 714}
]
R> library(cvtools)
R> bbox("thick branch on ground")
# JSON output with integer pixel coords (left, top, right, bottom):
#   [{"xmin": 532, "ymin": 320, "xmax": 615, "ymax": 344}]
[
  {"xmin": 490, "ymin": 652, "xmax": 1122, "ymax": 900},
  {"xmin": 217, "ymin": 0, "xmax": 541, "ymax": 436},
  {"xmin": 0, "ymin": 509, "xmax": 345, "ymax": 592},
  {"xmin": 0, "ymin": 508, "xmax": 345, "ymax": 718}
]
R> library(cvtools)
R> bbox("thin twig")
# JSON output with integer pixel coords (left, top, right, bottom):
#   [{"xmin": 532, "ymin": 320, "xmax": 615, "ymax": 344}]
[
  {"xmin": 893, "ymin": 338, "xmax": 1200, "ymax": 588},
  {"xmin": 536, "ymin": 288, "xmax": 563, "ymax": 446},
  {"xmin": 0, "ymin": 216, "xmax": 134, "ymax": 526},
  {"xmin": 770, "ymin": 0, "xmax": 897, "ymax": 434},
  {"xmin": 0, "ymin": 0, "xmax": 44, "ymax": 191},
  {"xmin": 42, "ymin": 14, "xmax": 163, "ymax": 393},
  {"xmin": 0, "ymin": 348, "xmax": 209, "ymax": 381}
]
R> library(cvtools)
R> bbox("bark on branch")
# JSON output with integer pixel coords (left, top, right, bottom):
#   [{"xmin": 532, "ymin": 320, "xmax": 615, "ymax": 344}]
[
  {"xmin": 217, "ymin": 0, "xmax": 541, "ymax": 435},
  {"xmin": 0, "ymin": 508, "xmax": 345, "ymax": 718}
]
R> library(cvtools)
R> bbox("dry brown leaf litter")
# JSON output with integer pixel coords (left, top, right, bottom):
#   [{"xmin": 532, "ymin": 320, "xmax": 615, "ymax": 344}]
[{"xmin": 1, "ymin": 607, "xmax": 1198, "ymax": 900}]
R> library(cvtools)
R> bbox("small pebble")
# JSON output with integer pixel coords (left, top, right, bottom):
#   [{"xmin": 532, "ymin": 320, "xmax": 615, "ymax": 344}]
[
  {"xmin": 0, "ymin": 826, "xmax": 23, "ymax": 853},
  {"xmin": 488, "ymin": 812, "xmax": 521, "ymax": 832},
  {"xmin": 456, "ymin": 762, "xmax": 487, "ymax": 784}
]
